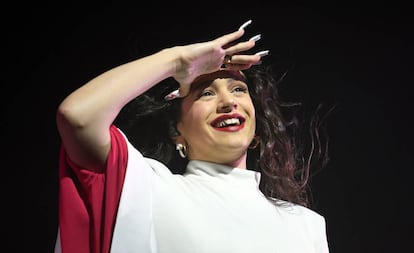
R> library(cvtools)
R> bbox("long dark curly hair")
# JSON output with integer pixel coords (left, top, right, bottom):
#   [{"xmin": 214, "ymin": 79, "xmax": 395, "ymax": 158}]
[{"xmin": 115, "ymin": 64, "xmax": 330, "ymax": 207}]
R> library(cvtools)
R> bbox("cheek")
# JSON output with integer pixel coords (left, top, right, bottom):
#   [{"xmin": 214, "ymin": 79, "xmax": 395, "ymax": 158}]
[
  {"xmin": 178, "ymin": 103, "xmax": 209, "ymax": 134},
  {"xmin": 243, "ymin": 99, "xmax": 255, "ymax": 118},
  {"xmin": 244, "ymin": 100, "xmax": 256, "ymax": 132}
]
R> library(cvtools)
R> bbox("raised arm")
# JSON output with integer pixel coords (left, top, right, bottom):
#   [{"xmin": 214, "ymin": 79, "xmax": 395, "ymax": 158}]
[{"xmin": 56, "ymin": 25, "xmax": 262, "ymax": 170}]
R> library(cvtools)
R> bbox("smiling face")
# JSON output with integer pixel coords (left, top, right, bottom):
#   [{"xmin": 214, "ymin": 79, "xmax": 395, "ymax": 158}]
[{"xmin": 176, "ymin": 71, "xmax": 256, "ymax": 169}]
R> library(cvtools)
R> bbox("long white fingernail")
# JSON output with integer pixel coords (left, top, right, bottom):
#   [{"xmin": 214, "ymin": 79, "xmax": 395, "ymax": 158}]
[
  {"xmin": 249, "ymin": 34, "xmax": 261, "ymax": 42},
  {"xmin": 164, "ymin": 89, "xmax": 180, "ymax": 101},
  {"xmin": 255, "ymin": 50, "xmax": 269, "ymax": 57},
  {"xmin": 238, "ymin": 20, "xmax": 252, "ymax": 31}
]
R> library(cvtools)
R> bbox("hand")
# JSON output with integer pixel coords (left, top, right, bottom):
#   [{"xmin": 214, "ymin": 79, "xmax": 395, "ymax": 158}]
[{"xmin": 169, "ymin": 20, "xmax": 267, "ymax": 99}]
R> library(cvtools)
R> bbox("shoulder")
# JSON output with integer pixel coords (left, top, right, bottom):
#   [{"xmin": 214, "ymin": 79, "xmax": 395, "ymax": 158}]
[
  {"xmin": 292, "ymin": 204, "xmax": 327, "ymax": 238},
  {"xmin": 297, "ymin": 205, "xmax": 326, "ymax": 227},
  {"xmin": 275, "ymin": 199, "xmax": 326, "ymax": 225},
  {"xmin": 295, "ymin": 204, "xmax": 326, "ymax": 224},
  {"xmin": 113, "ymin": 126, "xmax": 174, "ymax": 176},
  {"xmin": 277, "ymin": 201, "xmax": 328, "ymax": 240},
  {"xmin": 144, "ymin": 157, "xmax": 171, "ymax": 173}
]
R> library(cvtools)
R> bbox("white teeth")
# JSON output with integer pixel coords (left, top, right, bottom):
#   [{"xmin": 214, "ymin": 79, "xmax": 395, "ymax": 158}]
[{"xmin": 217, "ymin": 118, "xmax": 240, "ymax": 127}]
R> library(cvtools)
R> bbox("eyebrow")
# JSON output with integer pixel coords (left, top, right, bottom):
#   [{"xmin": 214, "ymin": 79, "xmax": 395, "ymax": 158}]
[
  {"xmin": 190, "ymin": 71, "xmax": 247, "ymax": 91},
  {"xmin": 191, "ymin": 77, "xmax": 246, "ymax": 93}
]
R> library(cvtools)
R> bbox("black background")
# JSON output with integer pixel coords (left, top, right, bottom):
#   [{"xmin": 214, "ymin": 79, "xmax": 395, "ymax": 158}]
[{"xmin": 5, "ymin": 2, "xmax": 413, "ymax": 252}]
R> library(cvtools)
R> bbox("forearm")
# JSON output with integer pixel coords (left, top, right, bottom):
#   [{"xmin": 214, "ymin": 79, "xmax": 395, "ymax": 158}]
[
  {"xmin": 56, "ymin": 47, "xmax": 179, "ymax": 168},
  {"xmin": 60, "ymin": 48, "xmax": 177, "ymax": 125}
]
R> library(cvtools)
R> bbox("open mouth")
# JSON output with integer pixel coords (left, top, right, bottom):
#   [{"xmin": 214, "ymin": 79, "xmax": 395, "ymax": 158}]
[{"xmin": 210, "ymin": 114, "xmax": 246, "ymax": 130}]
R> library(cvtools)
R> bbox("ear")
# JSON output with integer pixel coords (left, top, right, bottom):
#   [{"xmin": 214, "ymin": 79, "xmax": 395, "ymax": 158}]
[
  {"xmin": 170, "ymin": 121, "xmax": 185, "ymax": 145},
  {"xmin": 168, "ymin": 120, "xmax": 182, "ymax": 142},
  {"xmin": 171, "ymin": 121, "xmax": 185, "ymax": 144},
  {"xmin": 172, "ymin": 134, "xmax": 186, "ymax": 145}
]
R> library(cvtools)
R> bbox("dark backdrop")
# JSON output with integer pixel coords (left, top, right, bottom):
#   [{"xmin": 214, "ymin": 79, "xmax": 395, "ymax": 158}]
[{"xmin": 4, "ymin": 2, "xmax": 412, "ymax": 252}]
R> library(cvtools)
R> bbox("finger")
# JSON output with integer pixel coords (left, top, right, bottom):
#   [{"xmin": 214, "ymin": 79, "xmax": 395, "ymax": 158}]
[
  {"xmin": 254, "ymin": 50, "xmax": 270, "ymax": 58},
  {"xmin": 214, "ymin": 29, "xmax": 245, "ymax": 48},
  {"xmin": 223, "ymin": 34, "xmax": 261, "ymax": 56},
  {"xmin": 238, "ymin": 20, "xmax": 252, "ymax": 31},
  {"xmin": 224, "ymin": 40, "xmax": 256, "ymax": 56},
  {"xmin": 235, "ymin": 50, "xmax": 270, "ymax": 63},
  {"xmin": 164, "ymin": 84, "xmax": 192, "ymax": 101},
  {"xmin": 224, "ymin": 54, "xmax": 260, "ymax": 66},
  {"xmin": 215, "ymin": 20, "xmax": 255, "ymax": 50},
  {"xmin": 214, "ymin": 19, "xmax": 254, "ymax": 47},
  {"xmin": 221, "ymin": 63, "xmax": 254, "ymax": 71},
  {"xmin": 221, "ymin": 50, "xmax": 270, "ymax": 70},
  {"xmin": 249, "ymin": 34, "xmax": 261, "ymax": 42},
  {"xmin": 164, "ymin": 89, "xmax": 181, "ymax": 101},
  {"xmin": 178, "ymin": 85, "xmax": 191, "ymax": 98}
]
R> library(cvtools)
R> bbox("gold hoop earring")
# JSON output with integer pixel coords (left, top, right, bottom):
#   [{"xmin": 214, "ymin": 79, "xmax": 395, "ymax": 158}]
[
  {"xmin": 176, "ymin": 143, "xmax": 187, "ymax": 158},
  {"xmin": 249, "ymin": 136, "xmax": 260, "ymax": 149}
]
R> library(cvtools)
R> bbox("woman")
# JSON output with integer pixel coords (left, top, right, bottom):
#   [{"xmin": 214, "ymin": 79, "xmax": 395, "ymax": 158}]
[{"xmin": 55, "ymin": 20, "xmax": 330, "ymax": 253}]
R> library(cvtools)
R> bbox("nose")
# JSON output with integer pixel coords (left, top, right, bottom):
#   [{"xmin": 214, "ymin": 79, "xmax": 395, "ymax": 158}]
[{"xmin": 217, "ymin": 94, "xmax": 238, "ymax": 113}]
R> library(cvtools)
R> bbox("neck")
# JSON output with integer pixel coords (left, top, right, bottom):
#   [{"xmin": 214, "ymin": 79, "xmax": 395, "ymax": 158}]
[
  {"xmin": 224, "ymin": 152, "xmax": 247, "ymax": 169},
  {"xmin": 189, "ymin": 151, "xmax": 248, "ymax": 169}
]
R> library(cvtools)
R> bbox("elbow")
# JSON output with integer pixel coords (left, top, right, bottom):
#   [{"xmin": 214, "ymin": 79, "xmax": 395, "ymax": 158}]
[{"xmin": 56, "ymin": 99, "xmax": 88, "ymax": 130}]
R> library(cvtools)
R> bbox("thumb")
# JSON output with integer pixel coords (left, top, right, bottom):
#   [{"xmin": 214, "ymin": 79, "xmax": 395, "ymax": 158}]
[
  {"xmin": 178, "ymin": 84, "xmax": 191, "ymax": 98},
  {"xmin": 163, "ymin": 85, "xmax": 190, "ymax": 101}
]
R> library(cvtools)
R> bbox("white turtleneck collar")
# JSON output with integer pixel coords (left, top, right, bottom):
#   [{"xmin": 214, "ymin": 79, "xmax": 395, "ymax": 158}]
[{"xmin": 184, "ymin": 160, "xmax": 261, "ymax": 188}]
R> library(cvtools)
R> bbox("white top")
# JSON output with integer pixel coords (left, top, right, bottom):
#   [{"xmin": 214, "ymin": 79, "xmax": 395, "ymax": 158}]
[{"xmin": 111, "ymin": 134, "xmax": 330, "ymax": 253}]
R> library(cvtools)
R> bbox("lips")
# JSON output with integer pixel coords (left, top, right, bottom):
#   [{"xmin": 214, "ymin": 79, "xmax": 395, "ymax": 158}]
[{"xmin": 210, "ymin": 113, "xmax": 246, "ymax": 131}]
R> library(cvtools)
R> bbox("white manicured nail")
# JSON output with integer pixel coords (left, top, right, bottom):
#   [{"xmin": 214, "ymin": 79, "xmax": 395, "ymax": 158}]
[
  {"xmin": 249, "ymin": 34, "xmax": 261, "ymax": 42},
  {"xmin": 255, "ymin": 50, "xmax": 269, "ymax": 57},
  {"xmin": 238, "ymin": 20, "xmax": 252, "ymax": 31},
  {"xmin": 164, "ymin": 89, "xmax": 180, "ymax": 101}
]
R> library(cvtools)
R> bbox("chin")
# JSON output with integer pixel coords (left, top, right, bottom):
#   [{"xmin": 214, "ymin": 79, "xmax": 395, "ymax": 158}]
[{"xmin": 220, "ymin": 142, "xmax": 249, "ymax": 154}]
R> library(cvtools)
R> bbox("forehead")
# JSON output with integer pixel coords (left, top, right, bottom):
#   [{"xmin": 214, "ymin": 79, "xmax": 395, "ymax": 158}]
[{"xmin": 190, "ymin": 70, "xmax": 246, "ymax": 91}]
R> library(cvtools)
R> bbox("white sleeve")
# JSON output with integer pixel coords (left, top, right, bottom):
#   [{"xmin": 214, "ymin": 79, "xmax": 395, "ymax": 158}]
[
  {"xmin": 110, "ymin": 138, "xmax": 158, "ymax": 253},
  {"xmin": 316, "ymin": 216, "xmax": 330, "ymax": 253}
]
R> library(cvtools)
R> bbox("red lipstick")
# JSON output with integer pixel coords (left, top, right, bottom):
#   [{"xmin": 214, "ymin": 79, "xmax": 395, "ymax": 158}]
[{"xmin": 210, "ymin": 113, "xmax": 246, "ymax": 132}]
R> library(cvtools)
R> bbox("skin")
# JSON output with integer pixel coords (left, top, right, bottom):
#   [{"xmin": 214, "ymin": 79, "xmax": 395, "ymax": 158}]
[
  {"xmin": 56, "ymin": 27, "xmax": 262, "ymax": 171},
  {"xmin": 176, "ymin": 71, "xmax": 255, "ymax": 169}
]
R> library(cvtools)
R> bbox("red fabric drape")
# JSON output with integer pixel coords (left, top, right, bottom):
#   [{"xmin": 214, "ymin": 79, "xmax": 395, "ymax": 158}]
[{"xmin": 58, "ymin": 125, "xmax": 128, "ymax": 253}]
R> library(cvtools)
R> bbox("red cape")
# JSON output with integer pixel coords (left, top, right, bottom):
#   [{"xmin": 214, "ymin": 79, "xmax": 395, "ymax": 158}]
[{"xmin": 57, "ymin": 125, "xmax": 128, "ymax": 253}]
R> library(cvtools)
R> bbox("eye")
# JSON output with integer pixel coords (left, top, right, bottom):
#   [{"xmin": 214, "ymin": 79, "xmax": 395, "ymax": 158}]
[
  {"xmin": 199, "ymin": 89, "xmax": 215, "ymax": 97},
  {"xmin": 232, "ymin": 86, "xmax": 248, "ymax": 94}
]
